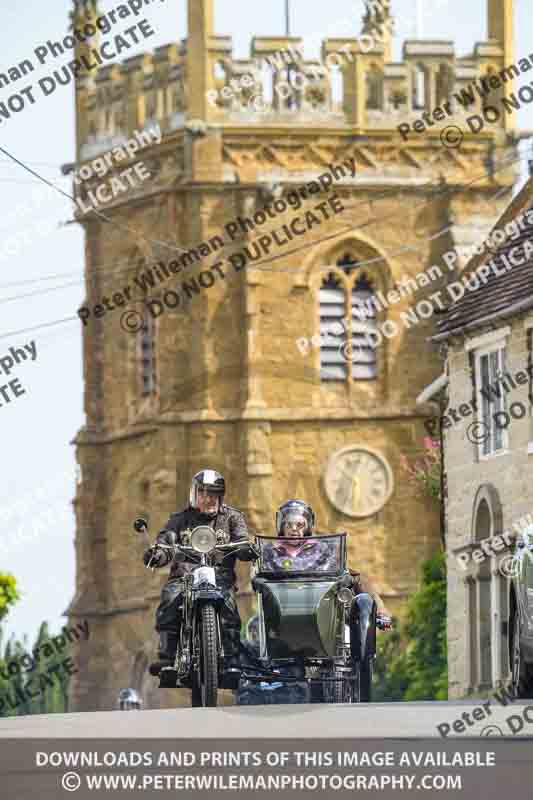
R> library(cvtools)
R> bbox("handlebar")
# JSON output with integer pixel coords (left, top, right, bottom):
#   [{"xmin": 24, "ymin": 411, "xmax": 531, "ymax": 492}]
[
  {"xmin": 146, "ymin": 540, "xmax": 256, "ymax": 569},
  {"xmin": 155, "ymin": 540, "xmax": 251, "ymax": 553}
]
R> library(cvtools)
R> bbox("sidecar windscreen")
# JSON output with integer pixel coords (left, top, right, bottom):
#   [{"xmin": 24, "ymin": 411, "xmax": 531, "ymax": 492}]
[{"xmin": 255, "ymin": 534, "xmax": 346, "ymax": 576}]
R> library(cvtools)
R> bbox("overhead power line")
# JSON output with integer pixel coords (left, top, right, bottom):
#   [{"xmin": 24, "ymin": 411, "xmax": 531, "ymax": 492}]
[{"xmin": 0, "ymin": 148, "xmax": 525, "ymax": 340}]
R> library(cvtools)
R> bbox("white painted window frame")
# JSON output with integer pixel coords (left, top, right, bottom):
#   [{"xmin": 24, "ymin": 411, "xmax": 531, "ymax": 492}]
[
  {"xmin": 523, "ymin": 316, "xmax": 533, "ymax": 454},
  {"xmin": 474, "ymin": 341, "xmax": 508, "ymax": 461}
]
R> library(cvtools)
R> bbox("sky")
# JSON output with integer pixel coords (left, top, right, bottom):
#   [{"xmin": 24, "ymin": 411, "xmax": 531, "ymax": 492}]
[{"xmin": 0, "ymin": 0, "xmax": 532, "ymax": 647}]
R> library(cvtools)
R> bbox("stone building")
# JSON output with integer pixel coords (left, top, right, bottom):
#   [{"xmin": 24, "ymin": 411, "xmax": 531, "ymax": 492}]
[
  {"xmin": 427, "ymin": 176, "xmax": 533, "ymax": 699},
  {"xmin": 66, "ymin": 0, "xmax": 518, "ymax": 710}
]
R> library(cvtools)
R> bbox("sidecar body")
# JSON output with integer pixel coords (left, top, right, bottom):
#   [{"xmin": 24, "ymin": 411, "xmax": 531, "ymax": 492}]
[
  {"xmin": 254, "ymin": 534, "xmax": 346, "ymax": 661},
  {"xmin": 237, "ymin": 534, "xmax": 375, "ymax": 704}
]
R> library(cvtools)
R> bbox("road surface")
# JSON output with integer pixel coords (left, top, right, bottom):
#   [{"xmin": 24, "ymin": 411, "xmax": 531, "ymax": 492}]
[{"xmin": 0, "ymin": 701, "xmax": 532, "ymax": 738}]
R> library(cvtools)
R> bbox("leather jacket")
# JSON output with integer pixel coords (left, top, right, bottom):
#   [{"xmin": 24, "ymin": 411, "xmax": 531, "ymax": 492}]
[{"xmin": 147, "ymin": 504, "xmax": 252, "ymax": 586}]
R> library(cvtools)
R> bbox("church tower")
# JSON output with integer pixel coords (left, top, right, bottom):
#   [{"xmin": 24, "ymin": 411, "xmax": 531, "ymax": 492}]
[{"xmin": 67, "ymin": 0, "xmax": 519, "ymax": 710}]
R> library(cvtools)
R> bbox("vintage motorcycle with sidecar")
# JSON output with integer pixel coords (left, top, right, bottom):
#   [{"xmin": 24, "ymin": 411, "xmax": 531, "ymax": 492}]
[{"xmin": 238, "ymin": 533, "xmax": 377, "ymax": 703}]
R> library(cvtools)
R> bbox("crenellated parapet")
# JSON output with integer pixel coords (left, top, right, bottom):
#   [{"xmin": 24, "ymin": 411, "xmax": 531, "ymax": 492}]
[
  {"xmin": 75, "ymin": 0, "xmax": 516, "ymax": 162},
  {"xmin": 78, "ymin": 43, "xmax": 186, "ymax": 161}
]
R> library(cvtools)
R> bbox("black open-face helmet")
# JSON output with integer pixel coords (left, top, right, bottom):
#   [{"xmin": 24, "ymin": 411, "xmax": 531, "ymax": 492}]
[
  {"xmin": 275, "ymin": 499, "xmax": 315, "ymax": 537},
  {"xmin": 189, "ymin": 469, "xmax": 226, "ymax": 517}
]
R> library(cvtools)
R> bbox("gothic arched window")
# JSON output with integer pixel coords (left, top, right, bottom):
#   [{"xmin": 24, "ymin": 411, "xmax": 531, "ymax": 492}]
[{"xmin": 319, "ymin": 255, "xmax": 379, "ymax": 382}]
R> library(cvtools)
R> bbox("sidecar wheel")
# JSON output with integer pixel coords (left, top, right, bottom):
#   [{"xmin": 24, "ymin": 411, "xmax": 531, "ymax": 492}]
[
  {"xmin": 333, "ymin": 669, "xmax": 354, "ymax": 703},
  {"xmin": 200, "ymin": 604, "xmax": 219, "ymax": 707},
  {"xmin": 358, "ymin": 658, "xmax": 372, "ymax": 702}
]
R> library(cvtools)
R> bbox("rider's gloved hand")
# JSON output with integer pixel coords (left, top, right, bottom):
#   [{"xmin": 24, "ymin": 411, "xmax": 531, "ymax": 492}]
[
  {"xmin": 376, "ymin": 611, "xmax": 393, "ymax": 631},
  {"xmin": 237, "ymin": 542, "xmax": 260, "ymax": 562},
  {"xmin": 143, "ymin": 546, "xmax": 165, "ymax": 567}
]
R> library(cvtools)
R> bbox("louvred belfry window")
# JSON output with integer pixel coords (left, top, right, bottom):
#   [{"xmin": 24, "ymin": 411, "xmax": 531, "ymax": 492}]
[
  {"xmin": 351, "ymin": 273, "xmax": 378, "ymax": 379},
  {"xmin": 319, "ymin": 254, "xmax": 379, "ymax": 383},
  {"xmin": 319, "ymin": 272, "xmax": 347, "ymax": 381}
]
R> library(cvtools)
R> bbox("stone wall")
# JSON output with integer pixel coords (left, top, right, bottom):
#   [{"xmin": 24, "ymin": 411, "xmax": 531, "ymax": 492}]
[{"xmin": 446, "ymin": 311, "xmax": 533, "ymax": 698}]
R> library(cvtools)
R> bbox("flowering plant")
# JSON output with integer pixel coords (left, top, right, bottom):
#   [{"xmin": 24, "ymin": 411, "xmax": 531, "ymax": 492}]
[{"xmin": 400, "ymin": 437, "xmax": 441, "ymax": 500}]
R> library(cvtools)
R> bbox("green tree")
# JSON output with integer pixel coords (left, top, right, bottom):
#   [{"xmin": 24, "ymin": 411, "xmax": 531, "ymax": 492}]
[
  {"xmin": 373, "ymin": 549, "xmax": 447, "ymax": 701},
  {"xmin": 0, "ymin": 621, "xmax": 72, "ymax": 718},
  {"xmin": 373, "ymin": 626, "xmax": 410, "ymax": 701},
  {"xmin": 0, "ymin": 573, "xmax": 19, "ymax": 624}
]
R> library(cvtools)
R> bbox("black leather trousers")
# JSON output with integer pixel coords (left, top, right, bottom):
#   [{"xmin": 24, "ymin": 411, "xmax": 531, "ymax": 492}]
[{"xmin": 155, "ymin": 578, "xmax": 241, "ymax": 657}]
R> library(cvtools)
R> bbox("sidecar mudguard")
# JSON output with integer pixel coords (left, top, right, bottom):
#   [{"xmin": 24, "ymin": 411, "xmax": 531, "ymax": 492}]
[{"xmin": 350, "ymin": 592, "xmax": 377, "ymax": 662}]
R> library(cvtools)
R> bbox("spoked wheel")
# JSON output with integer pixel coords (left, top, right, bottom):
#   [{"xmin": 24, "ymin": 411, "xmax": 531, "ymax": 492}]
[
  {"xmin": 358, "ymin": 657, "xmax": 373, "ymax": 703},
  {"xmin": 199, "ymin": 604, "xmax": 219, "ymax": 707},
  {"xmin": 333, "ymin": 669, "xmax": 355, "ymax": 703},
  {"xmin": 511, "ymin": 613, "xmax": 533, "ymax": 699},
  {"xmin": 319, "ymin": 668, "xmax": 353, "ymax": 703}
]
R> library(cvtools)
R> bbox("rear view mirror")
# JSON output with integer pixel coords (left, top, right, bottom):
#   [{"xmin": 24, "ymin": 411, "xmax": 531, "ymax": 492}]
[{"xmin": 133, "ymin": 517, "xmax": 149, "ymax": 534}]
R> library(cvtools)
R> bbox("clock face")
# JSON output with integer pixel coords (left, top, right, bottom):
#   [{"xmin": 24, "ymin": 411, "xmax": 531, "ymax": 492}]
[{"xmin": 324, "ymin": 446, "xmax": 393, "ymax": 518}]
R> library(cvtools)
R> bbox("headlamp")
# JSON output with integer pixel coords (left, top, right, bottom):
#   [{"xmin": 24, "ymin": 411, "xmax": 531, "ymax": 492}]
[
  {"xmin": 337, "ymin": 588, "xmax": 353, "ymax": 604},
  {"xmin": 191, "ymin": 525, "xmax": 217, "ymax": 554}
]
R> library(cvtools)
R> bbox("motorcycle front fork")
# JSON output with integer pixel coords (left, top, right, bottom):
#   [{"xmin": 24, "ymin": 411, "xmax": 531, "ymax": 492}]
[{"xmin": 175, "ymin": 587, "xmax": 191, "ymax": 673}]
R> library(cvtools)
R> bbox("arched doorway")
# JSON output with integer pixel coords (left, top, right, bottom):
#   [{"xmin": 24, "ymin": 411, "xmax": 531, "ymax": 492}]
[
  {"xmin": 467, "ymin": 485, "xmax": 505, "ymax": 692},
  {"xmin": 474, "ymin": 497, "xmax": 492, "ymax": 690}
]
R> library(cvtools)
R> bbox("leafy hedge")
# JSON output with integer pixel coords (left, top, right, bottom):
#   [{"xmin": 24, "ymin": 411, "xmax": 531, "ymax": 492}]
[{"xmin": 373, "ymin": 549, "xmax": 447, "ymax": 701}]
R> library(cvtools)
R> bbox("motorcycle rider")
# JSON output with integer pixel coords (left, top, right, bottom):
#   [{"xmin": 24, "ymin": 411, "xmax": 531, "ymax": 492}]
[
  {"xmin": 143, "ymin": 469, "xmax": 255, "ymax": 681},
  {"xmin": 275, "ymin": 499, "xmax": 392, "ymax": 630}
]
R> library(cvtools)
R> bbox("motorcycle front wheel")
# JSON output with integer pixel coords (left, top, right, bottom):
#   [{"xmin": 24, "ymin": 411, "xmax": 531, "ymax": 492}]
[{"xmin": 198, "ymin": 603, "xmax": 219, "ymax": 707}]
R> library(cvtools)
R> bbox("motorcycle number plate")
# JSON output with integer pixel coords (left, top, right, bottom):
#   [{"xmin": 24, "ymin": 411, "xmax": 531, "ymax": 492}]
[{"xmin": 193, "ymin": 566, "xmax": 216, "ymax": 586}]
